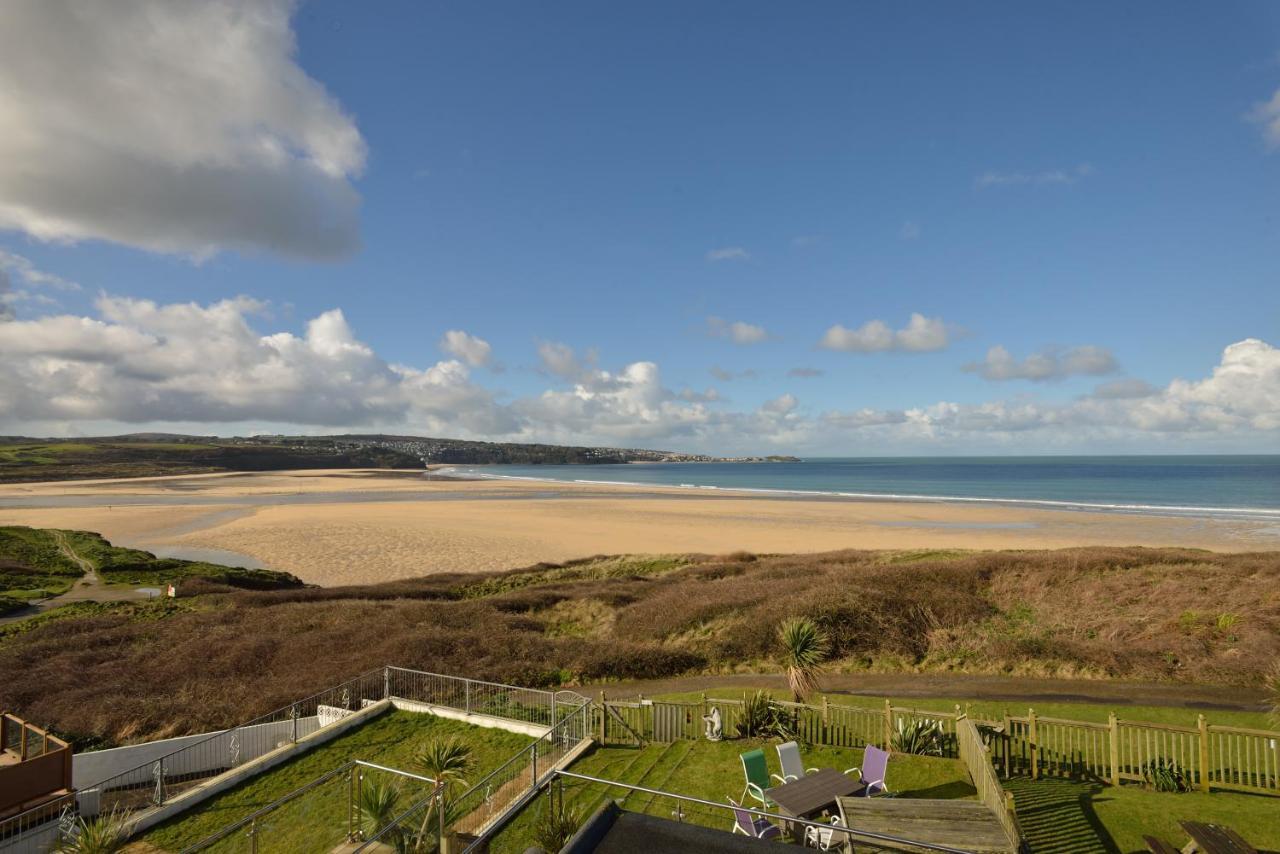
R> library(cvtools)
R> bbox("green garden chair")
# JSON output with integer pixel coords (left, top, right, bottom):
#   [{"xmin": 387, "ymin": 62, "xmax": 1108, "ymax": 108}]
[{"xmin": 739, "ymin": 748, "xmax": 773, "ymax": 808}]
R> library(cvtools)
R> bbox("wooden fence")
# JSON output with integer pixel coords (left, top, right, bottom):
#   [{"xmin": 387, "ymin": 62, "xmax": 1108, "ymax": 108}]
[
  {"xmin": 994, "ymin": 710, "xmax": 1279, "ymax": 795},
  {"xmin": 595, "ymin": 694, "xmax": 1280, "ymax": 796},
  {"xmin": 957, "ymin": 718, "xmax": 1022, "ymax": 852}
]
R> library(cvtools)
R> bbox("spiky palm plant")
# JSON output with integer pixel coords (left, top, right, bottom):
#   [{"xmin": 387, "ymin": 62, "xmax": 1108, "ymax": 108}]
[
  {"xmin": 778, "ymin": 616, "xmax": 830, "ymax": 703},
  {"xmin": 353, "ymin": 778, "xmax": 403, "ymax": 844},
  {"xmin": 56, "ymin": 810, "xmax": 133, "ymax": 854},
  {"xmin": 413, "ymin": 736, "xmax": 474, "ymax": 794}
]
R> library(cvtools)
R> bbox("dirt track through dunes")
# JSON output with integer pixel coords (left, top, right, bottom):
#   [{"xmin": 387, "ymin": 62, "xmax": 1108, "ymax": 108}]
[{"xmin": 1, "ymin": 470, "xmax": 1276, "ymax": 585}]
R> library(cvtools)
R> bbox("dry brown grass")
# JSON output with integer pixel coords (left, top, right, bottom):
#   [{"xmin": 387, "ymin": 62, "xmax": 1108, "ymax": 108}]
[{"xmin": 2, "ymin": 546, "xmax": 1276, "ymax": 746}]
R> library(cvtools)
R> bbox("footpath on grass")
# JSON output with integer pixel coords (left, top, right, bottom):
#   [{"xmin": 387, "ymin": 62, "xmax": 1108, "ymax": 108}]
[
  {"xmin": 582, "ymin": 671, "xmax": 1268, "ymax": 713},
  {"xmin": 0, "ymin": 531, "xmax": 159, "ymax": 625}
]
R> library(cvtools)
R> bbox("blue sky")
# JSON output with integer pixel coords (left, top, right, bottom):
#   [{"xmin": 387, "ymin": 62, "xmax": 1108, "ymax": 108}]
[{"xmin": 0, "ymin": 1, "xmax": 1278, "ymax": 453}]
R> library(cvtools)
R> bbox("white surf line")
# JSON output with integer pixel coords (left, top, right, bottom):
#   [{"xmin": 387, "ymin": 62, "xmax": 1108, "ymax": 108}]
[{"xmin": 450, "ymin": 468, "xmax": 1280, "ymax": 521}]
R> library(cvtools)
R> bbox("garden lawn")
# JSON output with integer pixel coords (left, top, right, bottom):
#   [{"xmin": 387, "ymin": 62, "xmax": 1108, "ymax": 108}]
[
  {"xmin": 140, "ymin": 709, "xmax": 533, "ymax": 852},
  {"xmin": 652, "ymin": 689, "xmax": 1273, "ymax": 731},
  {"xmin": 1007, "ymin": 777, "xmax": 1280, "ymax": 853},
  {"xmin": 489, "ymin": 738, "xmax": 973, "ymax": 853}
]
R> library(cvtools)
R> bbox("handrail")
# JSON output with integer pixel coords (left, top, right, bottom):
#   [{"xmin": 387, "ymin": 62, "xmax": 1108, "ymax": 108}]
[
  {"xmin": 553, "ymin": 770, "xmax": 977, "ymax": 854},
  {"xmin": 85, "ymin": 666, "xmax": 386, "ymax": 795},
  {"xmin": 179, "ymin": 759, "xmax": 436, "ymax": 853},
  {"xmin": 356, "ymin": 693, "xmax": 593, "ymax": 852},
  {"xmin": 386, "ymin": 667, "xmax": 558, "ymax": 701}
]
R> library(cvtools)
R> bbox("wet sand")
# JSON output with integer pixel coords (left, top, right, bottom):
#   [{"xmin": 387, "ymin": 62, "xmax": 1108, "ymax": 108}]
[{"xmin": 0, "ymin": 469, "xmax": 1275, "ymax": 586}]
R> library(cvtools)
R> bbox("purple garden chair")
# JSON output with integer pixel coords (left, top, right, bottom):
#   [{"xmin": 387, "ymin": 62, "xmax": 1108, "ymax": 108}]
[
  {"xmin": 728, "ymin": 797, "xmax": 782, "ymax": 840},
  {"xmin": 848, "ymin": 745, "xmax": 891, "ymax": 797}
]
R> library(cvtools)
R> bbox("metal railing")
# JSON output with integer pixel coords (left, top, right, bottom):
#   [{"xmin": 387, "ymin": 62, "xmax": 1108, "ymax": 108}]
[
  {"xmin": 385, "ymin": 667, "xmax": 581, "ymax": 730},
  {"xmin": 534, "ymin": 771, "xmax": 978, "ymax": 854},
  {"xmin": 0, "ymin": 792, "xmax": 76, "ymax": 845},
  {"xmin": 78, "ymin": 668, "xmax": 387, "ymax": 818},
  {"xmin": 181, "ymin": 760, "xmax": 435, "ymax": 853},
  {"xmin": 355, "ymin": 692, "xmax": 593, "ymax": 853}
]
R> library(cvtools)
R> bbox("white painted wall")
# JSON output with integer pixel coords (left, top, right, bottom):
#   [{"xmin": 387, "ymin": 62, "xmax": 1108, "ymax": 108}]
[{"xmin": 72, "ymin": 716, "xmax": 322, "ymax": 790}]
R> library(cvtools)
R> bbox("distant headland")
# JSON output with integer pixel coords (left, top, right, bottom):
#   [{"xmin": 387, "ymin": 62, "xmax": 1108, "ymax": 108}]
[{"xmin": 0, "ymin": 433, "xmax": 798, "ymax": 483}]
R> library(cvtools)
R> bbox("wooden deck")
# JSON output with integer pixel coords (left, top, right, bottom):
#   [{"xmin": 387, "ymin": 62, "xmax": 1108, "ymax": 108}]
[{"xmin": 837, "ymin": 797, "xmax": 1018, "ymax": 854}]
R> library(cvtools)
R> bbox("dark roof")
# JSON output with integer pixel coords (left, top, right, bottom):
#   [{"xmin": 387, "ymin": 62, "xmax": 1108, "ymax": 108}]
[{"xmin": 560, "ymin": 802, "xmax": 772, "ymax": 853}]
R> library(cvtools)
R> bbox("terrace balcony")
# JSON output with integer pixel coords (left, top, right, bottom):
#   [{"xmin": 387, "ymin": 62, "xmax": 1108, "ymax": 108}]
[{"xmin": 0, "ymin": 714, "xmax": 73, "ymax": 822}]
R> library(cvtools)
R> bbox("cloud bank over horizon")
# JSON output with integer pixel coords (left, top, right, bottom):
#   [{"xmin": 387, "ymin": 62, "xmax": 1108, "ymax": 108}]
[{"xmin": 1, "ymin": 294, "xmax": 1276, "ymax": 454}]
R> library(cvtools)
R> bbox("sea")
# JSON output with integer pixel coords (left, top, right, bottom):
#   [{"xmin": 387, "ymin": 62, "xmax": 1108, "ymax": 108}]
[{"xmin": 448, "ymin": 456, "xmax": 1280, "ymax": 522}]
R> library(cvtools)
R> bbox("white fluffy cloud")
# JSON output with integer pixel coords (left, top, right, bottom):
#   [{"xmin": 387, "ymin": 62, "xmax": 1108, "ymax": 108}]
[
  {"xmin": 964, "ymin": 345, "xmax": 1118, "ymax": 382},
  {"xmin": 0, "ymin": 296, "xmax": 1276, "ymax": 452},
  {"xmin": 0, "ymin": 296, "xmax": 510, "ymax": 433},
  {"xmin": 707, "ymin": 316, "xmax": 769, "ymax": 345},
  {"xmin": 0, "ymin": 1, "xmax": 365, "ymax": 260},
  {"xmin": 819, "ymin": 313, "xmax": 949, "ymax": 353},
  {"xmin": 438, "ymin": 330, "xmax": 493, "ymax": 367}
]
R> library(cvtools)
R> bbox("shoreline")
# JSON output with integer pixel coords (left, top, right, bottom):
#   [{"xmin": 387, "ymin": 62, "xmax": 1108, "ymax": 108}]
[
  {"xmin": 444, "ymin": 466, "xmax": 1280, "ymax": 522},
  {"xmin": 1, "ymin": 469, "xmax": 1276, "ymax": 586}
]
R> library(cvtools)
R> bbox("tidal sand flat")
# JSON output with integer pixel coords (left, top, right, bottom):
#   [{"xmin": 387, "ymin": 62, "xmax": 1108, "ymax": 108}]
[{"xmin": 0, "ymin": 470, "xmax": 1276, "ymax": 586}]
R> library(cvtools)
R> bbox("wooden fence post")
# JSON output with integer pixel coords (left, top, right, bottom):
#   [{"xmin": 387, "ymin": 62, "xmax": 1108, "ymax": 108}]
[
  {"xmin": 1002, "ymin": 710, "xmax": 1011, "ymax": 777},
  {"xmin": 1197, "ymin": 714, "xmax": 1210, "ymax": 793},
  {"xmin": 822, "ymin": 696, "xmax": 829, "ymax": 726},
  {"xmin": 1108, "ymin": 712, "xmax": 1120, "ymax": 786},
  {"xmin": 883, "ymin": 699, "xmax": 893, "ymax": 749},
  {"xmin": 598, "ymin": 691, "xmax": 606, "ymax": 744},
  {"xmin": 1028, "ymin": 708, "xmax": 1038, "ymax": 780}
]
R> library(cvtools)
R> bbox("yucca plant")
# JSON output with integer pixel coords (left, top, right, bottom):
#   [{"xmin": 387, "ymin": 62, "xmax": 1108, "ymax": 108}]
[
  {"xmin": 890, "ymin": 718, "xmax": 945, "ymax": 756},
  {"xmin": 777, "ymin": 616, "xmax": 830, "ymax": 703},
  {"xmin": 56, "ymin": 810, "xmax": 134, "ymax": 854},
  {"xmin": 531, "ymin": 798, "xmax": 585, "ymax": 851},
  {"xmin": 735, "ymin": 690, "xmax": 796, "ymax": 740},
  {"xmin": 1141, "ymin": 757, "xmax": 1190, "ymax": 793},
  {"xmin": 353, "ymin": 778, "xmax": 403, "ymax": 844}
]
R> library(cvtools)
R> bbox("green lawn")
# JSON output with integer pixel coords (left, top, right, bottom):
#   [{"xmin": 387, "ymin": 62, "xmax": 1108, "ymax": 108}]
[
  {"xmin": 489, "ymin": 738, "xmax": 973, "ymax": 853},
  {"xmin": 653, "ymin": 688, "xmax": 1274, "ymax": 732},
  {"xmin": 141, "ymin": 709, "xmax": 534, "ymax": 852},
  {"xmin": 1008, "ymin": 777, "xmax": 1280, "ymax": 853}
]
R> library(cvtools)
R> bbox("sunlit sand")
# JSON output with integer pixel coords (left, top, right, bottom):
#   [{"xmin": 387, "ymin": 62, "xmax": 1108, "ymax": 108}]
[{"xmin": 0, "ymin": 470, "xmax": 1274, "ymax": 587}]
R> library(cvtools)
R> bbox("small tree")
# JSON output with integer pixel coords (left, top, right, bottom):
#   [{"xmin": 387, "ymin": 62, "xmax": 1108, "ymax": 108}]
[
  {"xmin": 409, "ymin": 737, "xmax": 475, "ymax": 852},
  {"xmin": 777, "ymin": 616, "xmax": 830, "ymax": 703}
]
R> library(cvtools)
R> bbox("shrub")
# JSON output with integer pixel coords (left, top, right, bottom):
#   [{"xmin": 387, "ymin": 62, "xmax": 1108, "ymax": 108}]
[
  {"xmin": 56, "ymin": 809, "xmax": 134, "ymax": 854},
  {"xmin": 531, "ymin": 798, "xmax": 586, "ymax": 851},
  {"xmin": 890, "ymin": 718, "xmax": 946, "ymax": 756},
  {"xmin": 734, "ymin": 690, "xmax": 795, "ymax": 741},
  {"xmin": 1141, "ymin": 757, "xmax": 1190, "ymax": 793}
]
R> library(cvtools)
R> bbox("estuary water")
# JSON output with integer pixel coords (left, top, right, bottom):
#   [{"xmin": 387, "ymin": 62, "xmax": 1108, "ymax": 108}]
[{"xmin": 452, "ymin": 456, "xmax": 1280, "ymax": 521}]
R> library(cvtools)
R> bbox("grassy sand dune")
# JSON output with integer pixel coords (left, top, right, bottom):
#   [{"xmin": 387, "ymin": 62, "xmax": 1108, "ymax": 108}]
[{"xmin": 2, "ymin": 547, "xmax": 1275, "ymax": 748}]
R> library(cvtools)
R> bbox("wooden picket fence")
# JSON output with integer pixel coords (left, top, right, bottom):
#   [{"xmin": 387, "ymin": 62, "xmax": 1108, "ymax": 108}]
[
  {"xmin": 995, "ymin": 710, "xmax": 1280, "ymax": 795},
  {"xmin": 594, "ymin": 692, "xmax": 1280, "ymax": 797}
]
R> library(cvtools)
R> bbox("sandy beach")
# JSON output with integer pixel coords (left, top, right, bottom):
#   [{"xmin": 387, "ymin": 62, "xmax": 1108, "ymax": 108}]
[{"xmin": 0, "ymin": 469, "xmax": 1276, "ymax": 586}]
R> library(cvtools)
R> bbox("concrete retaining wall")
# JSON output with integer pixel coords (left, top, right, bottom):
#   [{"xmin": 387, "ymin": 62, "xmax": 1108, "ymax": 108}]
[{"xmin": 390, "ymin": 699, "xmax": 551, "ymax": 739}]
